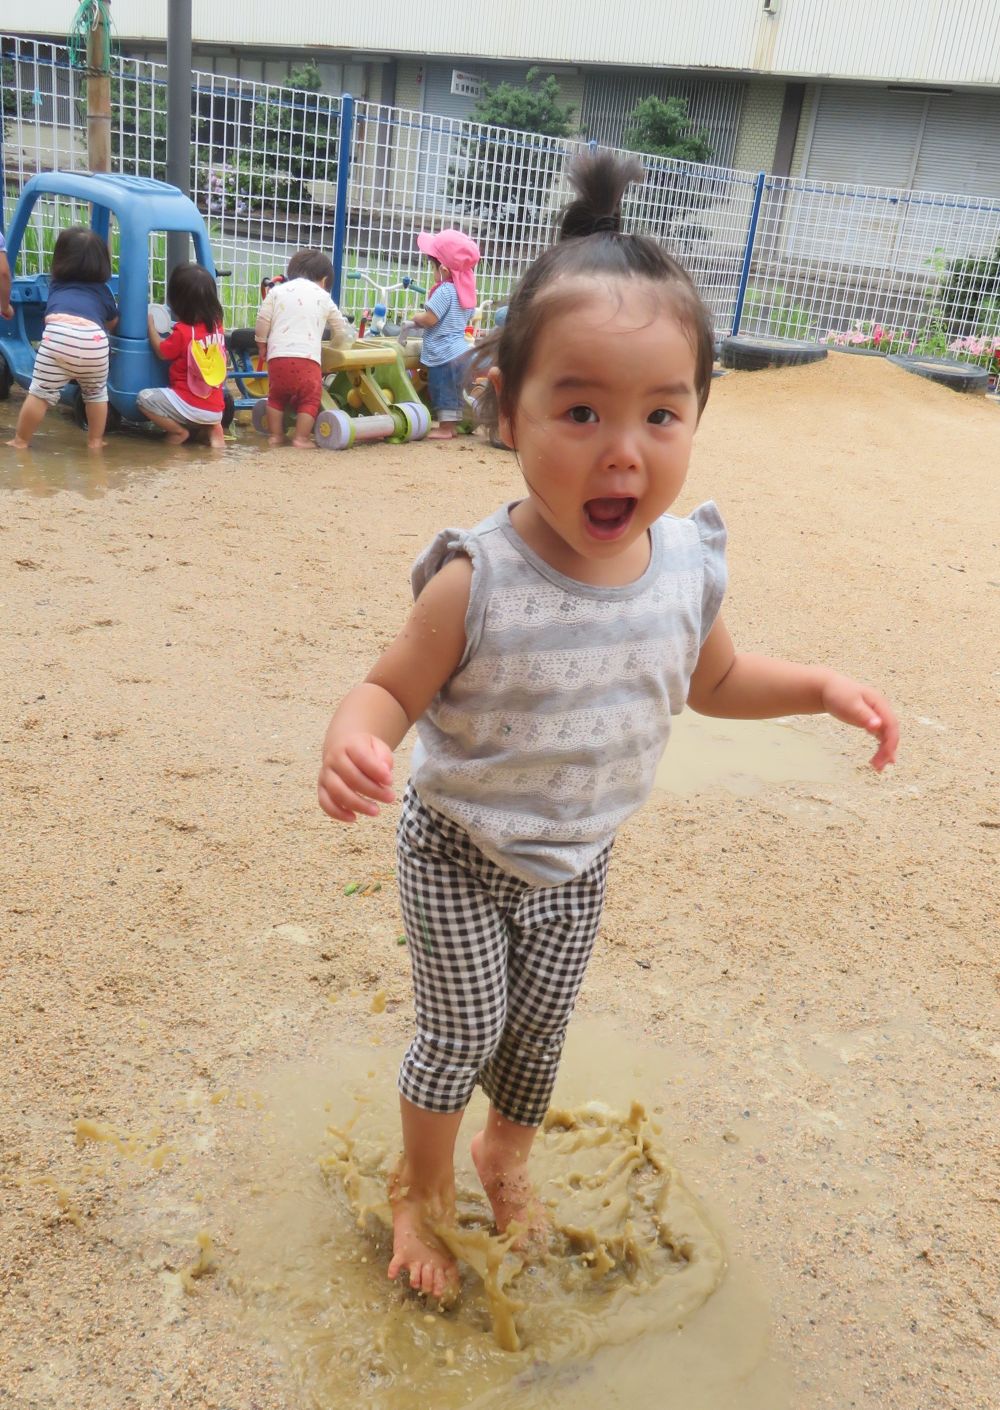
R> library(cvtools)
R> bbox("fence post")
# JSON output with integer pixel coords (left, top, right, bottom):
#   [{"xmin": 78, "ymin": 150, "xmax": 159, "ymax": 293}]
[
  {"xmin": 332, "ymin": 93, "xmax": 354, "ymax": 305},
  {"xmin": 731, "ymin": 171, "xmax": 766, "ymax": 337}
]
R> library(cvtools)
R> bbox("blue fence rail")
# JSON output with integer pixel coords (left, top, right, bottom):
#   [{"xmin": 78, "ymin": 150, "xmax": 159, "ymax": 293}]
[{"xmin": 3, "ymin": 29, "xmax": 1000, "ymax": 359}]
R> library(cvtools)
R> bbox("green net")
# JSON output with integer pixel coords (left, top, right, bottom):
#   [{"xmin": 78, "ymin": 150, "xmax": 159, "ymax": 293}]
[{"xmin": 67, "ymin": 0, "xmax": 117, "ymax": 74}]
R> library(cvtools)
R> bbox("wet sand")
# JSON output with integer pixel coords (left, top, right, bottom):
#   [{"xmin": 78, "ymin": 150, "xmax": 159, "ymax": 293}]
[{"xmin": 2, "ymin": 355, "xmax": 998, "ymax": 1408}]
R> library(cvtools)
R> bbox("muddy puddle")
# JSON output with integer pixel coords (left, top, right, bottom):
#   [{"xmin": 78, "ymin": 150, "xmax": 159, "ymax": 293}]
[
  {"xmin": 657, "ymin": 710, "xmax": 847, "ymax": 801},
  {"xmin": 0, "ymin": 399, "xmax": 257, "ymax": 497},
  {"xmin": 221, "ymin": 1020, "xmax": 790, "ymax": 1410}
]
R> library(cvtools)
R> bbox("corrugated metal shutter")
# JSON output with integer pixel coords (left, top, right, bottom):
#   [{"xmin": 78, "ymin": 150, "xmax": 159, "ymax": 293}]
[
  {"xmin": 580, "ymin": 72, "xmax": 745, "ymax": 168},
  {"xmin": 416, "ymin": 62, "xmax": 538, "ymax": 206},
  {"xmin": 805, "ymin": 86, "xmax": 925, "ymax": 187},
  {"xmin": 912, "ymin": 93, "xmax": 1000, "ymax": 198},
  {"xmin": 793, "ymin": 84, "xmax": 1000, "ymax": 271}
]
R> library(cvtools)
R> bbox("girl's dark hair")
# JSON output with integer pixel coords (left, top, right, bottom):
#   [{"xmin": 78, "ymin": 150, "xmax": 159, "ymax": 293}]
[
  {"xmin": 287, "ymin": 248, "xmax": 334, "ymax": 285},
  {"xmin": 51, "ymin": 226, "xmax": 112, "ymax": 284},
  {"xmin": 473, "ymin": 152, "xmax": 715, "ymax": 429},
  {"xmin": 167, "ymin": 262, "xmax": 224, "ymax": 330}
]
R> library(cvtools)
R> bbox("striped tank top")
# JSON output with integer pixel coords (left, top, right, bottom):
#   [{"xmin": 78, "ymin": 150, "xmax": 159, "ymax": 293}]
[{"xmin": 409, "ymin": 501, "xmax": 728, "ymax": 887}]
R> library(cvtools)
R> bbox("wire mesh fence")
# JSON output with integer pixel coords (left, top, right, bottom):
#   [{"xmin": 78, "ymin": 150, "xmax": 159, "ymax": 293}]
[
  {"xmin": 739, "ymin": 175, "xmax": 1000, "ymax": 359},
  {"xmin": 3, "ymin": 29, "xmax": 1000, "ymax": 364}
]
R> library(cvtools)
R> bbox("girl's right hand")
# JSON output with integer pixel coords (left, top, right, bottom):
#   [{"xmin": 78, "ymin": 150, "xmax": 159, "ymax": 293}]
[{"xmin": 317, "ymin": 734, "xmax": 396, "ymax": 823}]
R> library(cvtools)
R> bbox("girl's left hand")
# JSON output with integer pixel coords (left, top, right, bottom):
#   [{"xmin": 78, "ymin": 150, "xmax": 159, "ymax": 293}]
[{"xmin": 821, "ymin": 674, "xmax": 899, "ymax": 772}]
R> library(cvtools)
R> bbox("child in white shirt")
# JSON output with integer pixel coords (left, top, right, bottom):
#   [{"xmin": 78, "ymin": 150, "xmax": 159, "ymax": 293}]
[{"xmin": 254, "ymin": 249, "xmax": 353, "ymax": 449}]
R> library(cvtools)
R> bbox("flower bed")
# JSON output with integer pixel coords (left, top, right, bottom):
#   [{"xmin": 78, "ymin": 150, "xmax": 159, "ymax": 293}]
[{"xmin": 824, "ymin": 323, "xmax": 1000, "ymax": 377}]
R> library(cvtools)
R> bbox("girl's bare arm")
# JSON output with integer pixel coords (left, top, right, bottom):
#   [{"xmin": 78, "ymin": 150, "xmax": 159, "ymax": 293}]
[
  {"xmin": 687, "ymin": 616, "xmax": 899, "ymax": 772},
  {"xmin": 146, "ymin": 312, "xmax": 167, "ymax": 358},
  {"xmin": 318, "ymin": 555, "xmax": 472, "ymax": 821}
]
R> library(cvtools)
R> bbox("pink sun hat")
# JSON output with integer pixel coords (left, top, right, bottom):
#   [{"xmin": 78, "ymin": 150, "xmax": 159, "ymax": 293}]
[{"xmin": 416, "ymin": 228, "xmax": 480, "ymax": 309}]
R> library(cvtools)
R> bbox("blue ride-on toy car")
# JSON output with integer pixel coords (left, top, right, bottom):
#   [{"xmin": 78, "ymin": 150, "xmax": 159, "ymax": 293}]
[{"xmin": 0, "ymin": 171, "xmax": 219, "ymax": 429}]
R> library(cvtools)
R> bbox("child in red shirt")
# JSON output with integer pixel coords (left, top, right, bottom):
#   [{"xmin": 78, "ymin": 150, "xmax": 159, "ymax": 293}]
[{"xmin": 140, "ymin": 263, "xmax": 227, "ymax": 448}]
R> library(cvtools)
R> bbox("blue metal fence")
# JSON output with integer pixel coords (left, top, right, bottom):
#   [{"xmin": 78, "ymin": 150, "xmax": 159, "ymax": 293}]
[{"xmin": 4, "ymin": 29, "xmax": 1000, "ymax": 360}]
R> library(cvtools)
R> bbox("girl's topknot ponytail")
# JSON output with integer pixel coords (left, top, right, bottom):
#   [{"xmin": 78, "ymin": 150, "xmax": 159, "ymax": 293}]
[
  {"xmin": 470, "ymin": 148, "xmax": 716, "ymax": 435},
  {"xmin": 559, "ymin": 152, "xmax": 644, "ymax": 240}
]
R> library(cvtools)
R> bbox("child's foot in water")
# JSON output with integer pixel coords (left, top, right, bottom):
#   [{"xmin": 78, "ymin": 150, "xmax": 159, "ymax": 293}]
[
  {"xmin": 387, "ymin": 1161, "xmax": 458, "ymax": 1300},
  {"xmin": 470, "ymin": 1129, "xmax": 547, "ymax": 1245}
]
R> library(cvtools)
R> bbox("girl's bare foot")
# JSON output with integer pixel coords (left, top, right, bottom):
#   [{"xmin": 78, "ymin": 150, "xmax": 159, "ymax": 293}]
[
  {"xmin": 208, "ymin": 428, "xmax": 226, "ymax": 449},
  {"xmin": 5, "ymin": 437, "xmax": 30, "ymax": 449},
  {"xmin": 268, "ymin": 434, "xmax": 287, "ymax": 446},
  {"xmin": 426, "ymin": 425, "xmax": 456, "ymax": 440},
  {"xmin": 87, "ymin": 439, "xmax": 107, "ymax": 450},
  {"xmin": 290, "ymin": 436, "xmax": 317, "ymax": 450},
  {"xmin": 387, "ymin": 1162, "xmax": 459, "ymax": 1300},
  {"xmin": 470, "ymin": 1129, "xmax": 547, "ymax": 1244}
]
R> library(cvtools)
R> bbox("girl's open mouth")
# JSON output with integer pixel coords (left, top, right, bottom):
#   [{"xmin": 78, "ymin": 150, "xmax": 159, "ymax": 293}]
[{"xmin": 584, "ymin": 496, "xmax": 637, "ymax": 541}]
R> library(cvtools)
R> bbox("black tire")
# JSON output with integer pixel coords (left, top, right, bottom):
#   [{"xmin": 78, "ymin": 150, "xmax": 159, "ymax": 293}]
[
  {"xmin": 221, "ymin": 389, "xmax": 235, "ymax": 430},
  {"xmin": 719, "ymin": 336, "xmax": 828, "ymax": 372},
  {"xmin": 887, "ymin": 354, "xmax": 989, "ymax": 395},
  {"xmin": 0, "ymin": 354, "xmax": 12, "ymax": 400}
]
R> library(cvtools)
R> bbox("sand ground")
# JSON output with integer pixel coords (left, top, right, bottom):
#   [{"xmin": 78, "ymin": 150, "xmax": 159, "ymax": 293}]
[{"xmin": 1, "ymin": 354, "xmax": 998, "ymax": 1408}]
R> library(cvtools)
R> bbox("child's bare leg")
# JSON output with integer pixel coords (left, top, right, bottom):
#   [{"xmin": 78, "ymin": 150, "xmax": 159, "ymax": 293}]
[
  {"xmin": 5, "ymin": 393, "xmax": 49, "ymax": 448},
  {"xmin": 471, "ymin": 1105, "xmax": 546, "ymax": 1241},
  {"xmin": 207, "ymin": 421, "xmax": 226, "ymax": 449},
  {"xmin": 290, "ymin": 410, "xmax": 317, "ymax": 449},
  {"xmin": 388, "ymin": 1096, "xmax": 464, "ymax": 1299},
  {"xmin": 84, "ymin": 399, "xmax": 108, "ymax": 449},
  {"xmin": 265, "ymin": 406, "xmax": 287, "ymax": 446},
  {"xmin": 142, "ymin": 407, "xmax": 190, "ymax": 444}
]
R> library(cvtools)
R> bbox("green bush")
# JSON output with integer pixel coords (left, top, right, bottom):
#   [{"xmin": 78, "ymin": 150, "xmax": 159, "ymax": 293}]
[
  {"xmin": 449, "ymin": 69, "xmax": 574, "ymax": 233},
  {"xmin": 941, "ymin": 240, "xmax": 1000, "ymax": 333},
  {"xmin": 623, "ymin": 96, "xmax": 713, "ymax": 163}
]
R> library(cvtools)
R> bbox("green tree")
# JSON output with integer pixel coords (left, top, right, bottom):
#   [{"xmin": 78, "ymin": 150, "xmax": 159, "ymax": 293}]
[
  {"xmin": 621, "ymin": 96, "xmax": 715, "ymax": 255},
  {"xmin": 450, "ymin": 68, "xmax": 574, "ymax": 235},
  {"xmin": 215, "ymin": 61, "xmax": 338, "ymax": 215},
  {"xmin": 2, "ymin": 57, "xmax": 18, "ymax": 145},
  {"xmin": 623, "ymin": 96, "xmax": 713, "ymax": 163},
  {"xmin": 111, "ymin": 73, "xmax": 167, "ymax": 177}
]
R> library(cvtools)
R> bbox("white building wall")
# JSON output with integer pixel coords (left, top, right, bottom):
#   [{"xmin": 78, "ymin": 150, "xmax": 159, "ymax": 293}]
[{"xmin": 14, "ymin": 0, "xmax": 1000, "ymax": 85}]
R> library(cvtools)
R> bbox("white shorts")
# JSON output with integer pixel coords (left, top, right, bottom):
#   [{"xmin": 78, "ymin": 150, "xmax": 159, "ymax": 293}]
[
  {"xmin": 136, "ymin": 386, "xmax": 223, "ymax": 426},
  {"xmin": 29, "ymin": 321, "xmax": 109, "ymax": 405}
]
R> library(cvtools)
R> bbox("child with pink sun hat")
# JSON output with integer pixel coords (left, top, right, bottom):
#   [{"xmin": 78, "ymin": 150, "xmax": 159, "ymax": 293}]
[{"xmin": 406, "ymin": 228, "xmax": 480, "ymax": 439}]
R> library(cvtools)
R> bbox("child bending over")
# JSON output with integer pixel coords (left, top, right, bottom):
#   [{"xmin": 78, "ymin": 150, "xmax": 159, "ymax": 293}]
[
  {"xmin": 317, "ymin": 155, "xmax": 899, "ymax": 1301},
  {"xmin": 254, "ymin": 249, "xmax": 352, "ymax": 449},
  {"xmin": 6, "ymin": 226, "xmax": 118, "ymax": 450}
]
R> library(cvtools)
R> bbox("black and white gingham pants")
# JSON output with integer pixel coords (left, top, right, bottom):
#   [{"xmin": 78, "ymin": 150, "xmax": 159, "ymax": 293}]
[{"xmin": 396, "ymin": 785, "xmax": 611, "ymax": 1127}]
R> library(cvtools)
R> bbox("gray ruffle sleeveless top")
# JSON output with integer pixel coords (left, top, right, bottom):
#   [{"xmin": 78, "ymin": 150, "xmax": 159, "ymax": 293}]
[{"xmin": 409, "ymin": 501, "xmax": 727, "ymax": 887}]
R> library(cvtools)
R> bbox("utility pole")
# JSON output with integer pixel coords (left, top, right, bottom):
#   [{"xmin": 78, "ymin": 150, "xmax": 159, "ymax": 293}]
[
  {"xmin": 166, "ymin": 0, "xmax": 192, "ymax": 273},
  {"xmin": 86, "ymin": 0, "xmax": 112, "ymax": 172}
]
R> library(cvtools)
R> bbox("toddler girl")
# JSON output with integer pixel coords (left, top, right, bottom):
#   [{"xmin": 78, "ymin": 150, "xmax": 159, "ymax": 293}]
[
  {"xmin": 140, "ymin": 263, "xmax": 227, "ymax": 448},
  {"xmin": 254, "ymin": 248, "xmax": 352, "ymax": 449},
  {"xmin": 5, "ymin": 226, "xmax": 118, "ymax": 450},
  {"xmin": 406, "ymin": 228, "xmax": 479, "ymax": 439},
  {"xmin": 317, "ymin": 154, "xmax": 899, "ymax": 1301}
]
